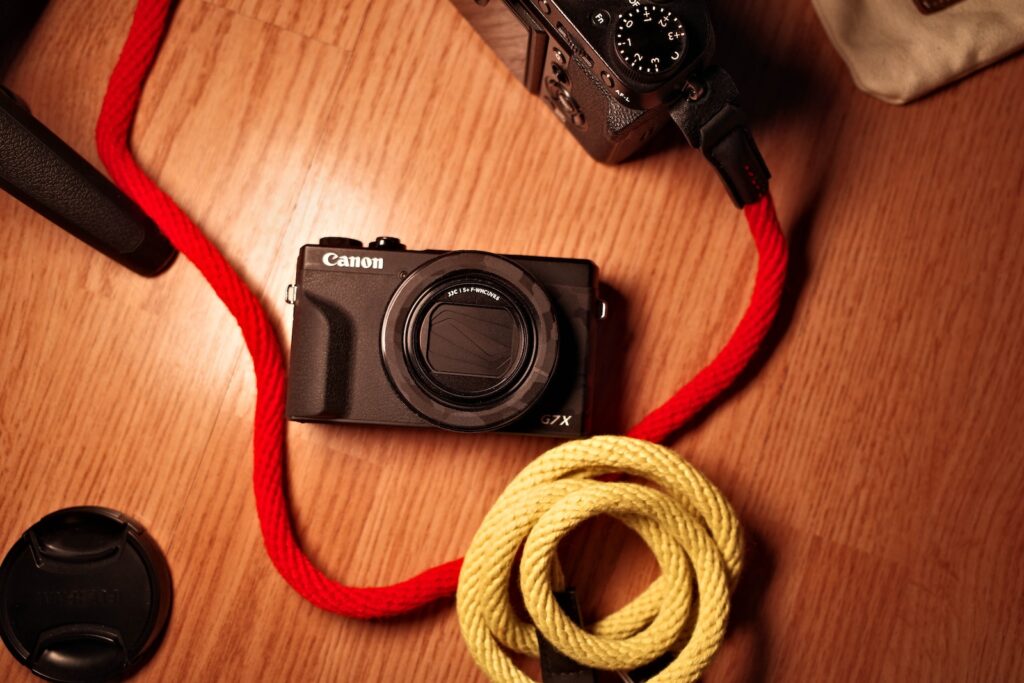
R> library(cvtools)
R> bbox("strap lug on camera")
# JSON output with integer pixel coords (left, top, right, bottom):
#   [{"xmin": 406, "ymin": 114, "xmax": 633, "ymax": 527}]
[{"xmin": 670, "ymin": 66, "xmax": 771, "ymax": 208}]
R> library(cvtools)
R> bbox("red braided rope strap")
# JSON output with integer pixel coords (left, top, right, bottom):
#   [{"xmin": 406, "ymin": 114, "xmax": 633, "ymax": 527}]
[
  {"xmin": 96, "ymin": 0, "xmax": 787, "ymax": 619},
  {"xmin": 629, "ymin": 195, "xmax": 787, "ymax": 443}
]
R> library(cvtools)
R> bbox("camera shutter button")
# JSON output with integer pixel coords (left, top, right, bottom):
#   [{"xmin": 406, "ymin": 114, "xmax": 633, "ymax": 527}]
[{"xmin": 369, "ymin": 236, "xmax": 406, "ymax": 250}]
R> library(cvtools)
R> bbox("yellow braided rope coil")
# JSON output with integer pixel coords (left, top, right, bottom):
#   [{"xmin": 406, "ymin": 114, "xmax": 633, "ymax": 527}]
[{"xmin": 456, "ymin": 436, "xmax": 743, "ymax": 683}]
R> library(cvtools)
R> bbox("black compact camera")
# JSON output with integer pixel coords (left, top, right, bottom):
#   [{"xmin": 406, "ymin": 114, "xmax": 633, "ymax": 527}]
[
  {"xmin": 286, "ymin": 237, "xmax": 604, "ymax": 437},
  {"xmin": 451, "ymin": 0, "xmax": 715, "ymax": 163}
]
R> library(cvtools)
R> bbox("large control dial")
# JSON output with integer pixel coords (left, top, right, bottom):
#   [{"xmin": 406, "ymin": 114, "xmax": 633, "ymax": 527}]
[{"xmin": 614, "ymin": 4, "xmax": 687, "ymax": 77}]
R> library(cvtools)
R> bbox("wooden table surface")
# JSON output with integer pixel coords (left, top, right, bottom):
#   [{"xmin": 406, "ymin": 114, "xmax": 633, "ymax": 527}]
[{"xmin": 2, "ymin": 0, "xmax": 1023, "ymax": 680}]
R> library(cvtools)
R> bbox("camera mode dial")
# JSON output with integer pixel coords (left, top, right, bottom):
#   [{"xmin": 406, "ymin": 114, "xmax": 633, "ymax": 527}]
[
  {"xmin": 614, "ymin": 4, "xmax": 687, "ymax": 77},
  {"xmin": 319, "ymin": 237, "xmax": 363, "ymax": 248}
]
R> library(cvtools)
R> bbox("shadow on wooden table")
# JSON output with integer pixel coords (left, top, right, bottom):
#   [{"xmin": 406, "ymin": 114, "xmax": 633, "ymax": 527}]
[
  {"xmin": 622, "ymin": 0, "xmax": 827, "ymax": 166},
  {"xmin": 577, "ymin": 6, "xmax": 833, "ymax": 678},
  {"xmin": 711, "ymin": 3, "xmax": 825, "ymax": 131},
  {"xmin": 719, "ymin": 522, "xmax": 777, "ymax": 682},
  {"xmin": 648, "ymin": 0, "xmax": 837, "ymax": 437},
  {"xmin": 676, "ymin": 184, "xmax": 824, "ymax": 441},
  {"xmin": 590, "ymin": 282, "xmax": 631, "ymax": 434}
]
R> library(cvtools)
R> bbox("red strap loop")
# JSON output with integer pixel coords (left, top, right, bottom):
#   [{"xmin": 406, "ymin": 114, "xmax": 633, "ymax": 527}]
[{"xmin": 96, "ymin": 0, "xmax": 787, "ymax": 619}]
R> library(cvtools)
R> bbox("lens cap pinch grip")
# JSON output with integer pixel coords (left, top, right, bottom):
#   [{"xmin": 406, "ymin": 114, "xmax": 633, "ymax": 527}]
[{"xmin": 0, "ymin": 507, "xmax": 173, "ymax": 683}]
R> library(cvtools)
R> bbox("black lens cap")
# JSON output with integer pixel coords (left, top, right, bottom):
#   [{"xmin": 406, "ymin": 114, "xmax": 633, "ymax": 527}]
[{"xmin": 0, "ymin": 507, "xmax": 172, "ymax": 683}]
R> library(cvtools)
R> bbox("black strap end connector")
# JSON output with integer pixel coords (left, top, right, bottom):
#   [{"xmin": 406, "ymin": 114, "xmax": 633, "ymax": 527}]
[
  {"xmin": 669, "ymin": 66, "xmax": 771, "ymax": 208},
  {"xmin": 537, "ymin": 590, "xmax": 598, "ymax": 683}
]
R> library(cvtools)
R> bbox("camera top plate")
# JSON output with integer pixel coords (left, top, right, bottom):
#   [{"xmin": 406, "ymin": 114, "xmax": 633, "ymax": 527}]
[{"xmin": 533, "ymin": 0, "xmax": 715, "ymax": 109}]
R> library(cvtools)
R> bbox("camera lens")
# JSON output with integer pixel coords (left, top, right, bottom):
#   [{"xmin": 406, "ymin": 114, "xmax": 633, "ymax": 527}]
[
  {"xmin": 381, "ymin": 252, "xmax": 558, "ymax": 432},
  {"xmin": 415, "ymin": 297, "xmax": 527, "ymax": 398}
]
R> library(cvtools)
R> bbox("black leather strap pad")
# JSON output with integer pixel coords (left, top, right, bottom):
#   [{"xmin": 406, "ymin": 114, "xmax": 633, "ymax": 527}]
[{"xmin": 0, "ymin": 87, "xmax": 175, "ymax": 276}]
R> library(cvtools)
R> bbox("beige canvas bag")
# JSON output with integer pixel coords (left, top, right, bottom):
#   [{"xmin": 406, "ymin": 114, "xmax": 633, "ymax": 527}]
[{"xmin": 812, "ymin": 0, "xmax": 1024, "ymax": 104}]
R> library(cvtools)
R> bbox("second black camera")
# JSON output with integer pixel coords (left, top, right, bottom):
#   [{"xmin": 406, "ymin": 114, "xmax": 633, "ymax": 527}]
[{"xmin": 450, "ymin": 0, "xmax": 715, "ymax": 162}]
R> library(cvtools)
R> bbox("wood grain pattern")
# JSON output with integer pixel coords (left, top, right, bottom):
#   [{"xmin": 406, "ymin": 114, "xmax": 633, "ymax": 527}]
[{"xmin": 2, "ymin": 0, "xmax": 1023, "ymax": 680}]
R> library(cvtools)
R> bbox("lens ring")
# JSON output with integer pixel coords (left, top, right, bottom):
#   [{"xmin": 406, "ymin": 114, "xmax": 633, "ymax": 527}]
[{"xmin": 381, "ymin": 252, "xmax": 558, "ymax": 432}]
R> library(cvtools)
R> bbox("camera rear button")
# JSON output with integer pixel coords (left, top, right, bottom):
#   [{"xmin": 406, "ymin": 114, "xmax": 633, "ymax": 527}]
[{"xmin": 600, "ymin": 71, "xmax": 615, "ymax": 88}]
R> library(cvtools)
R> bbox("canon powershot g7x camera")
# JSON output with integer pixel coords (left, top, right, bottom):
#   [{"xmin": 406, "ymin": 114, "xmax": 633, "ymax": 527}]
[
  {"xmin": 286, "ymin": 237, "xmax": 604, "ymax": 437},
  {"xmin": 451, "ymin": 0, "xmax": 716, "ymax": 163}
]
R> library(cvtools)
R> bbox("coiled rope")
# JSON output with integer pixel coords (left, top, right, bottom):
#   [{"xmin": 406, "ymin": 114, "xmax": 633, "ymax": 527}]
[
  {"xmin": 96, "ymin": 0, "xmax": 786, "ymax": 631},
  {"xmin": 457, "ymin": 436, "xmax": 741, "ymax": 682}
]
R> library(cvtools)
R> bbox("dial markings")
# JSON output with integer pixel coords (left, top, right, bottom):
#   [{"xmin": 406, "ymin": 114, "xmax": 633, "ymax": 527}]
[{"xmin": 614, "ymin": 6, "xmax": 686, "ymax": 75}]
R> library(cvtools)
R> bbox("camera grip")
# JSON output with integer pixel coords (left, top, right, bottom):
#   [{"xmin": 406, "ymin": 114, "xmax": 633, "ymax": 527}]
[
  {"xmin": 563, "ymin": 55, "xmax": 664, "ymax": 164},
  {"xmin": 286, "ymin": 289, "xmax": 338, "ymax": 420},
  {"xmin": 0, "ymin": 87, "xmax": 175, "ymax": 276}
]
